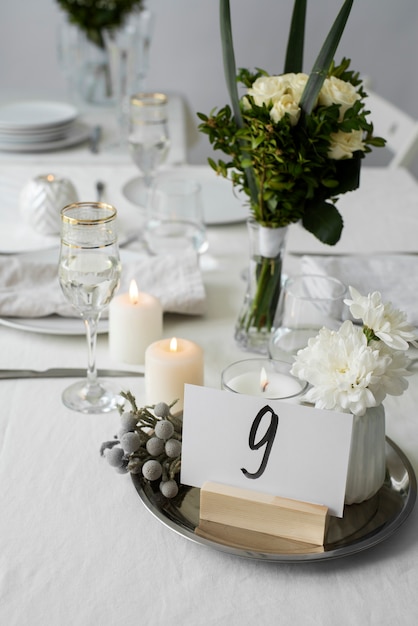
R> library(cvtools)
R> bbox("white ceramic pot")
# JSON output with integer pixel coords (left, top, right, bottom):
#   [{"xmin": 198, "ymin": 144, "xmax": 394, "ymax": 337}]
[{"xmin": 345, "ymin": 404, "xmax": 386, "ymax": 505}]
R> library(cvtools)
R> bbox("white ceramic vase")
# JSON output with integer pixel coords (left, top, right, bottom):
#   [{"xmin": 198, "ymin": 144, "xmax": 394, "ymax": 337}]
[{"xmin": 345, "ymin": 404, "xmax": 386, "ymax": 505}]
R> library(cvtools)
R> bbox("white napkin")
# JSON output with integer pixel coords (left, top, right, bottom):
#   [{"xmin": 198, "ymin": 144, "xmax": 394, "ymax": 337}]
[
  {"xmin": 0, "ymin": 251, "xmax": 206, "ymax": 318},
  {"xmin": 300, "ymin": 254, "xmax": 418, "ymax": 325}
]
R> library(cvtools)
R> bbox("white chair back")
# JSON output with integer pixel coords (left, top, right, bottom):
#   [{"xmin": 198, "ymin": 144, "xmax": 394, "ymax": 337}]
[{"xmin": 366, "ymin": 91, "xmax": 418, "ymax": 168}]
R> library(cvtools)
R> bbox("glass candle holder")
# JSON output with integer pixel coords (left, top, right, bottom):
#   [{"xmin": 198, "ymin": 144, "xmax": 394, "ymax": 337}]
[{"xmin": 221, "ymin": 358, "xmax": 308, "ymax": 401}]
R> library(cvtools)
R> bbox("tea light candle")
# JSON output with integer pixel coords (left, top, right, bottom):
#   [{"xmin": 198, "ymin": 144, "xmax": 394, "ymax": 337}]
[
  {"xmin": 109, "ymin": 279, "xmax": 163, "ymax": 364},
  {"xmin": 221, "ymin": 359, "xmax": 306, "ymax": 400},
  {"xmin": 145, "ymin": 337, "xmax": 204, "ymax": 411}
]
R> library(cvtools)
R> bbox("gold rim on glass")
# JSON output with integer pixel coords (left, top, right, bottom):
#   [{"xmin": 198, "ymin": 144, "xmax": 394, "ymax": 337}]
[
  {"xmin": 61, "ymin": 202, "xmax": 117, "ymax": 225},
  {"xmin": 130, "ymin": 92, "xmax": 168, "ymax": 107}
]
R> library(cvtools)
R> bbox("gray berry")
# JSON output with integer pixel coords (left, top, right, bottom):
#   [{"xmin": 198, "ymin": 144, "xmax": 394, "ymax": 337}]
[
  {"xmin": 142, "ymin": 459, "xmax": 162, "ymax": 481},
  {"xmin": 154, "ymin": 419, "xmax": 174, "ymax": 440},
  {"xmin": 120, "ymin": 431, "xmax": 141, "ymax": 454},
  {"xmin": 146, "ymin": 436, "xmax": 165, "ymax": 456},
  {"xmin": 118, "ymin": 424, "xmax": 134, "ymax": 439},
  {"xmin": 120, "ymin": 411, "xmax": 138, "ymax": 431},
  {"xmin": 165, "ymin": 438, "xmax": 181, "ymax": 458},
  {"xmin": 153, "ymin": 402, "xmax": 170, "ymax": 418},
  {"xmin": 104, "ymin": 446, "xmax": 125, "ymax": 468},
  {"xmin": 159, "ymin": 479, "xmax": 179, "ymax": 498}
]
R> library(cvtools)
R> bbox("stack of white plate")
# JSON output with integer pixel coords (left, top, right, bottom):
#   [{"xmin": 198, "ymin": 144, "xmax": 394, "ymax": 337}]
[{"xmin": 0, "ymin": 100, "xmax": 90, "ymax": 152}]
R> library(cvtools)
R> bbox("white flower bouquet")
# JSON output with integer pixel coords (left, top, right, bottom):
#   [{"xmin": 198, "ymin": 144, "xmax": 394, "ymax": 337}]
[{"xmin": 291, "ymin": 287, "xmax": 417, "ymax": 416}]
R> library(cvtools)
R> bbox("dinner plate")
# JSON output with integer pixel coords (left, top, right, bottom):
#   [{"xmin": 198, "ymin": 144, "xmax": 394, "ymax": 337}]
[
  {"xmin": 122, "ymin": 166, "xmax": 249, "ymax": 225},
  {"xmin": 131, "ymin": 438, "xmax": 416, "ymax": 563},
  {"xmin": 0, "ymin": 100, "xmax": 78, "ymax": 131},
  {"xmin": 0, "ymin": 122, "xmax": 90, "ymax": 153},
  {"xmin": 0, "ymin": 123, "xmax": 74, "ymax": 144},
  {"xmin": 0, "ymin": 314, "xmax": 108, "ymax": 336},
  {"xmin": 0, "ymin": 248, "xmax": 136, "ymax": 336}
]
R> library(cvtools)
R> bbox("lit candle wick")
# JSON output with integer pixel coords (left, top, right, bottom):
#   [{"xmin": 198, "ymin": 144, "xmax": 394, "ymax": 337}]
[
  {"xmin": 129, "ymin": 279, "xmax": 139, "ymax": 305},
  {"xmin": 170, "ymin": 337, "xmax": 178, "ymax": 352},
  {"xmin": 260, "ymin": 367, "xmax": 269, "ymax": 392}
]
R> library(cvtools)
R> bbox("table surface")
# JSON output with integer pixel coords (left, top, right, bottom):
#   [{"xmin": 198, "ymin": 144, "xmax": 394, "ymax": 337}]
[{"xmin": 1, "ymin": 105, "xmax": 418, "ymax": 625}]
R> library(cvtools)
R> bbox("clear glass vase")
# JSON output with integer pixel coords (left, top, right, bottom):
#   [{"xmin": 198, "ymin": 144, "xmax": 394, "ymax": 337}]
[
  {"xmin": 57, "ymin": 11, "xmax": 154, "ymax": 107},
  {"xmin": 345, "ymin": 404, "xmax": 386, "ymax": 505},
  {"xmin": 235, "ymin": 218, "xmax": 288, "ymax": 354}
]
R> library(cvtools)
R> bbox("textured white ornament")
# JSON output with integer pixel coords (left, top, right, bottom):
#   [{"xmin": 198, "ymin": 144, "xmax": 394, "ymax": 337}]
[{"xmin": 19, "ymin": 174, "xmax": 79, "ymax": 235}]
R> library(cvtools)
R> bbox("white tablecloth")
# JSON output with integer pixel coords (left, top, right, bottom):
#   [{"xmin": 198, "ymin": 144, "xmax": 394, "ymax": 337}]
[{"xmin": 1, "ymin": 164, "xmax": 418, "ymax": 626}]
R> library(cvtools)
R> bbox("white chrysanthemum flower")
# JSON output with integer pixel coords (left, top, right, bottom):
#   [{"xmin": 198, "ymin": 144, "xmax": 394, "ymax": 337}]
[
  {"xmin": 345, "ymin": 286, "xmax": 417, "ymax": 350},
  {"xmin": 291, "ymin": 321, "xmax": 391, "ymax": 416},
  {"xmin": 368, "ymin": 340, "xmax": 410, "ymax": 398}
]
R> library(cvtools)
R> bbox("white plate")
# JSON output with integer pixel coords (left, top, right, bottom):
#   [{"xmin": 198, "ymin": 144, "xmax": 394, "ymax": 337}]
[
  {"xmin": 0, "ymin": 249, "xmax": 137, "ymax": 336},
  {"xmin": 0, "ymin": 122, "xmax": 90, "ymax": 153},
  {"xmin": 0, "ymin": 314, "xmax": 108, "ymax": 336},
  {"xmin": 0, "ymin": 101, "xmax": 78, "ymax": 131},
  {"xmin": 122, "ymin": 166, "xmax": 249, "ymax": 225},
  {"xmin": 0, "ymin": 122, "xmax": 74, "ymax": 144}
]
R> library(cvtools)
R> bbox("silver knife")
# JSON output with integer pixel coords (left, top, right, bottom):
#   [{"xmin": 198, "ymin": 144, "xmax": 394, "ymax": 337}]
[{"xmin": 0, "ymin": 368, "xmax": 144, "ymax": 379}]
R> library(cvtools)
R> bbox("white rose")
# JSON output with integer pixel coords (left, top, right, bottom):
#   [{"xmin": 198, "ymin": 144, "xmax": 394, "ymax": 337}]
[
  {"xmin": 270, "ymin": 93, "xmax": 301, "ymax": 125},
  {"xmin": 286, "ymin": 72, "xmax": 309, "ymax": 102},
  {"xmin": 319, "ymin": 76, "xmax": 360, "ymax": 119},
  {"xmin": 247, "ymin": 75, "xmax": 288, "ymax": 107},
  {"xmin": 328, "ymin": 129, "xmax": 365, "ymax": 159}
]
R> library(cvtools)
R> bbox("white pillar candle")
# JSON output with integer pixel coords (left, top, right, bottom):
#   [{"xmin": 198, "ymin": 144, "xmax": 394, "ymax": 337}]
[
  {"xmin": 221, "ymin": 359, "xmax": 306, "ymax": 400},
  {"xmin": 109, "ymin": 280, "xmax": 163, "ymax": 365},
  {"xmin": 145, "ymin": 337, "xmax": 204, "ymax": 411}
]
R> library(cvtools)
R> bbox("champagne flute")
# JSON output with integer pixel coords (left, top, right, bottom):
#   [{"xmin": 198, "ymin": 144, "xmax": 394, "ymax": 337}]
[
  {"xmin": 58, "ymin": 202, "xmax": 122, "ymax": 413},
  {"xmin": 128, "ymin": 92, "xmax": 170, "ymax": 206}
]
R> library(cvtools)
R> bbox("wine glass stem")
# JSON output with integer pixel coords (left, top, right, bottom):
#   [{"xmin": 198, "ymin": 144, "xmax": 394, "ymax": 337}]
[{"xmin": 84, "ymin": 315, "xmax": 100, "ymax": 383}]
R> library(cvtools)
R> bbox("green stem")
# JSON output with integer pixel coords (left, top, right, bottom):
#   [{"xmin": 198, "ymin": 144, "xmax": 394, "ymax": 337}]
[{"xmin": 242, "ymin": 256, "xmax": 283, "ymax": 332}]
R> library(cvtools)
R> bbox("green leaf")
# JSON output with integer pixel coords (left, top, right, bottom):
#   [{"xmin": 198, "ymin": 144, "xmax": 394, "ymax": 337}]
[
  {"xmin": 302, "ymin": 201, "xmax": 344, "ymax": 245},
  {"xmin": 284, "ymin": 0, "xmax": 307, "ymax": 73},
  {"xmin": 219, "ymin": 0, "xmax": 258, "ymax": 204},
  {"xmin": 332, "ymin": 152, "xmax": 361, "ymax": 194},
  {"xmin": 219, "ymin": 0, "xmax": 242, "ymax": 128},
  {"xmin": 300, "ymin": 0, "xmax": 354, "ymax": 115}
]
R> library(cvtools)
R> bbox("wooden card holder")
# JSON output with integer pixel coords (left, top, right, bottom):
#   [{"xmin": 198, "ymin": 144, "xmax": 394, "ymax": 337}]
[{"xmin": 196, "ymin": 482, "xmax": 329, "ymax": 548}]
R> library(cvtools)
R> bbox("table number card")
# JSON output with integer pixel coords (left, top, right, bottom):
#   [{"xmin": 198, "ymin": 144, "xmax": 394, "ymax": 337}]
[{"xmin": 181, "ymin": 385, "xmax": 354, "ymax": 517}]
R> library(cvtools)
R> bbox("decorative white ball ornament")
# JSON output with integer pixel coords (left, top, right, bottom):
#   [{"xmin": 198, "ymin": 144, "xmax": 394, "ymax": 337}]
[{"xmin": 19, "ymin": 174, "xmax": 79, "ymax": 235}]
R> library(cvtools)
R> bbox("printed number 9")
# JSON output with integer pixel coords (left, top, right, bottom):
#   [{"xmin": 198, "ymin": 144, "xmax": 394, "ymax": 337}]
[{"xmin": 241, "ymin": 405, "xmax": 278, "ymax": 479}]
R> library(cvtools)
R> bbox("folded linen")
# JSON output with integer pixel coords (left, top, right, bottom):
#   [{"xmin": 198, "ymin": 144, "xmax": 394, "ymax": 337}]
[
  {"xmin": 300, "ymin": 254, "xmax": 418, "ymax": 326},
  {"xmin": 0, "ymin": 250, "xmax": 206, "ymax": 318}
]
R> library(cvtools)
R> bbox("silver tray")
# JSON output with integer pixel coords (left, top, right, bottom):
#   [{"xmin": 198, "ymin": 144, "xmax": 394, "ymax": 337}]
[{"xmin": 131, "ymin": 438, "xmax": 416, "ymax": 562}]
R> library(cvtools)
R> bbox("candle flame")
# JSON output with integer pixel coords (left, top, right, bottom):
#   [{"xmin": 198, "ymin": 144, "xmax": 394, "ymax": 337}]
[
  {"xmin": 260, "ymin": 367, "xmax": 269, "ymax": 393},
  {"xmin": 170, "ymin": 337, "xmax": 178, "ymax": 352},
  {"xmin": 129, "ymin": 279, "xmax": 139, "ymax": 305}
]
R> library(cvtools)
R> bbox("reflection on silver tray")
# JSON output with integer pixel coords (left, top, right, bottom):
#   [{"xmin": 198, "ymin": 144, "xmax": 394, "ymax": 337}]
[{"xmin": 131, "ymin": 438, "xmax": 416, "ymax": 563}]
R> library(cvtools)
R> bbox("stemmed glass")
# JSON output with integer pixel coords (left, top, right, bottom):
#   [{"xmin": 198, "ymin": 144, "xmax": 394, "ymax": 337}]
[
  {"xmin": 128, "ymin": 92, "xmax": 170, "ymax": 206},
  {"xmin": 58, "ymin": 202, "xmax": 122, "ymax": 413}
]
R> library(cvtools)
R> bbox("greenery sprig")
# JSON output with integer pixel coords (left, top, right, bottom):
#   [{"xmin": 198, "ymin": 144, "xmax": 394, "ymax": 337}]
[{"xmin": 56, "ymin": 0, "xmax": 144, "ymax": 48}]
